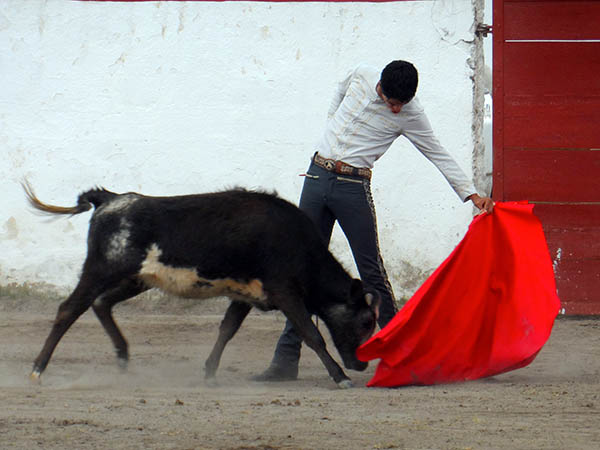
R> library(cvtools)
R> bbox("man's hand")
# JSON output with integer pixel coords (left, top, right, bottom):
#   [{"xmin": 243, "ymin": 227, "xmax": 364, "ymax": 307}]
[{"xmin": 468, "ymin": 193, "xmax": 494, "ymax": 214}]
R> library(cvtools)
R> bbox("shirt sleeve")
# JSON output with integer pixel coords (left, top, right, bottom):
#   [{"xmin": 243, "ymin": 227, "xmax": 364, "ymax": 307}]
[
  {"xmin": 327, "ymin": 67, "xmax": 357, "ymax": 120},
  {"xmin": 402, "ymin": 110, "xmax": 477, "ymax": 202}
]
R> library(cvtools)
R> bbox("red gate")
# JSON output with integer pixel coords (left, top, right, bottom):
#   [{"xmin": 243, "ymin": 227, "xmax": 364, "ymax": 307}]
[{"xmin": 493, "ymin": 0, "xmax": 600, "ymax": 314}]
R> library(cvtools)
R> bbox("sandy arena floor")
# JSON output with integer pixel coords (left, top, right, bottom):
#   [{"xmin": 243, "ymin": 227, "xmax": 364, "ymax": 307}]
[{"xmin": 0, "ymin": 297, "xmax": 599, "ymax": 450}]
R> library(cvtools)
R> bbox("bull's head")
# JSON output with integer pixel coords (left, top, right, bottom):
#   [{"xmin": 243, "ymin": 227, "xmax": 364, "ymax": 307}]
[{"xmin": 323, "ymin": 279, "xmax": 380, "ymax": 372}]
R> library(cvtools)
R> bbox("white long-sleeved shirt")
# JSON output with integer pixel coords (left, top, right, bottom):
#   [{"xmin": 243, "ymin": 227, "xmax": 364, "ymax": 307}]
[{"xmin": 315, "ymin": 63, "xmax": 476, "ymax": 201}]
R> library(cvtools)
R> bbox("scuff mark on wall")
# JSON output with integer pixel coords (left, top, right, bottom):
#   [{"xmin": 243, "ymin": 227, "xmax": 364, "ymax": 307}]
[
  {"xmin": 388, "ymin": 259, "xmax": 434, "ymax": 304},
  {"xmin": 8, "ymin": 148, "xmax": 28, "ymax": 170},
  {"xmin": 553, "ymin": 247, "xmax": 562, "ymax": 302},
  {"xmin": 260, "ymin": 25, "xmax": 270, "ymax": 39},
  {"xmin": 111, "ymin": 53, "xmax": 126, "ymax": 67},
  {"xmin": 0, "ymin": 217, "xmax": 18, "ymax": 241},
  {"xmin": 178, "ymin": 5, "xmax": 186, "ymax": 33},
  {"xmin": 553, "ymin": 247, "xmax": 562, "ymax": 274},
  {"xmin": 0, "ymin": 12, "xmax": 10, "ymax": 31},
  {"xmin": 430, "ymin": 0, "xmax": 473, "ymax": 46}
]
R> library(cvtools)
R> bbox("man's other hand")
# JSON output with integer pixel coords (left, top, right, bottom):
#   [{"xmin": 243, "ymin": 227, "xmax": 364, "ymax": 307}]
[{"xmin": 468, "ymin": 193, "xmax": 494, "ymax": 214}]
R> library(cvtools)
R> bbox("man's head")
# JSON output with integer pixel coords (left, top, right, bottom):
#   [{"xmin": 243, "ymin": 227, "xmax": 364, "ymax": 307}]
[{"xmin": 379, "ymin": 60, "xmax": 419, "ymax": 109}]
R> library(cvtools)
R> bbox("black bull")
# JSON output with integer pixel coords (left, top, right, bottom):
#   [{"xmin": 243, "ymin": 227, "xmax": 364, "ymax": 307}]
[{"xmin": 23, "ymin": 183, "xmax": 380, "ymax": 388}]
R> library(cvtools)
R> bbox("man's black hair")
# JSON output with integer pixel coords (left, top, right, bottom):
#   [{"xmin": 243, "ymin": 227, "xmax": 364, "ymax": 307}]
[{"xmin": 380, "ymin": 60, "xmax": 419, "ymax": 104}]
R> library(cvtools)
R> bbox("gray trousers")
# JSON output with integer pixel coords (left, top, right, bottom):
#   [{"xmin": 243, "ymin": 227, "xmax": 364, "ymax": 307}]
[{"xmin": 272, "ymin": 161, "xmax": 398, "ymax": 367}]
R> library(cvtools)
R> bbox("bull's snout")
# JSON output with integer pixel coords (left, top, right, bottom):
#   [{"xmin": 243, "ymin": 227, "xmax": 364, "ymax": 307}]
[
  {"xmin": 344, "ymin": 357, "xmax": 368, "ymax": 372},
  {"xmin": 352, "ymin": 360, "xmax": 369, "ymax": 371}
]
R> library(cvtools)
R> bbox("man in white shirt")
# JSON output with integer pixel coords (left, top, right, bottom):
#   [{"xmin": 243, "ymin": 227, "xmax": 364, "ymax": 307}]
[{"xmin": 253, "ymin": 60, "xmax": 494, "ymax": 382}]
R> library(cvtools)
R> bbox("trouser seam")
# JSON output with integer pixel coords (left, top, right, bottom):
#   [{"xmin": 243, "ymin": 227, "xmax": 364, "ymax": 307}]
[{"xmin": 362, "ymin": 179, "xmax": 398, "ymax": 316}]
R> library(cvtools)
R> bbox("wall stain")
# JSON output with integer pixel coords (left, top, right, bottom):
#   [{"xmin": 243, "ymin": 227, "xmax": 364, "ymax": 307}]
[
  {"xmin": 260, "ymin": 26, "xmax": 270, "ymax": 39},
  {"xmin": 111, "ymin": 53, "xmax": 126, "ymax": 67},
  {"xmin": 0, "ymin": 217, "xmax": 18, "ymax": 240},
  {"xmin": 178, "ymin": 8, "xmax": 185, "ymax": 33}
]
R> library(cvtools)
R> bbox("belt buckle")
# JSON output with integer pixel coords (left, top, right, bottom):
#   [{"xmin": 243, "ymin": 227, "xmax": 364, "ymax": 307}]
[{"xmin": 324, "ymin": 160, "xmax": 335, "ymax": 171}]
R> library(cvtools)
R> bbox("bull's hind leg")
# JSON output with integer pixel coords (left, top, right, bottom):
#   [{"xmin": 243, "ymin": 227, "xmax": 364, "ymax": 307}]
[
  {"xmin": 204, "ymin": 300, "xmax": 252, "ymax": 385},
  {"xmin": 31, "ymin": 274, "xmax": 118, "ymax": 381},
  {"xmin": 92, "ymin": 278, "xmax": 148, "ymax": 371}
]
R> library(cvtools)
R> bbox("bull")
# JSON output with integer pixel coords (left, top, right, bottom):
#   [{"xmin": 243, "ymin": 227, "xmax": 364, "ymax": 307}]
[{"xmin": 23, "ymin": 182, "xmax": 379, "ymax": 388}]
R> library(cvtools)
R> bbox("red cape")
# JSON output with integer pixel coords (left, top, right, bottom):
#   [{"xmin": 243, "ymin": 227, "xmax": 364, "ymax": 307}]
[{"xmin": 356, "ymin": 202, "xmax": 561, "ymax": 387}]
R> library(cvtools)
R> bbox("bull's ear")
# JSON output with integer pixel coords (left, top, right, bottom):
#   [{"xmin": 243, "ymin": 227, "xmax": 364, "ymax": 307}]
[
  {"xmin": 350, "ymin": 278, "xmax": 363, "ymax": 301},
  {"xmin": 365, "ymin": 292, "xmax": 381, "ymax": 320}
]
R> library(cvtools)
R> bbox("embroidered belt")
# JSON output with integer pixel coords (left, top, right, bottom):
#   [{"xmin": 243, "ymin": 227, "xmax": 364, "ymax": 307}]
[{"xmin": 312, "ymin": 152, "xmax": 372, "ymax": 181}]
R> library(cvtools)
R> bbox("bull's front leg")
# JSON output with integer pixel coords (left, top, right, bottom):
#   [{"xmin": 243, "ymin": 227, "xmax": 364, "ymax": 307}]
[
  {"xmin": 204, "ymin": 300, "xmax": 252, "ymax": 385},
  {"xmin": 279, "ymin": 301, "xmax": 352, "ymax": 389}
]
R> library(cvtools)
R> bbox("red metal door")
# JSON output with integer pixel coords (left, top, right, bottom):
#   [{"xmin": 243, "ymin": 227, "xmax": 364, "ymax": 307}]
[{"xmin": 493, "ymin": 0, "xmax": 600, "ymax": 314}]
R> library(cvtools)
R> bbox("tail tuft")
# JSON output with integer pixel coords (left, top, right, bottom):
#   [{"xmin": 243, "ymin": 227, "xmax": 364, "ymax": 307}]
[{"xmin": 21, "ymin": 180, "xmax": 115, "ymax": 216}]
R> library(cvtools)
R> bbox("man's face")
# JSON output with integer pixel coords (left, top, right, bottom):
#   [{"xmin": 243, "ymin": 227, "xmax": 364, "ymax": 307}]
[{"xmin": 377, "ymin": 82, "xmax": 406, "ymax": 114}]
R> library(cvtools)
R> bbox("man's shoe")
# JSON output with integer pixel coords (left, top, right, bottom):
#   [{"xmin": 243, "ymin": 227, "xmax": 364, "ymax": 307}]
[{"xmin": 251, "ymin": 364, "xmax": 298, "ymax": 382}]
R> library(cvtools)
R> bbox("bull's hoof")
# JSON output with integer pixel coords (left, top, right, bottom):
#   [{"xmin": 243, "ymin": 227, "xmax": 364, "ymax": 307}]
[
  {"xmin": 117, "ymin": 357, "xmax": 128, "ymax": 372},
  {"xmin": 337, "ymin": 379, "xmax": 354, "ymax": 389},
  {"xmin": 29, "ymin": 371, "xmax": 42, "ymax": 385},
  {"xmin": 205, "ymin": 376, "xmax": 218, "ymax": 388}
]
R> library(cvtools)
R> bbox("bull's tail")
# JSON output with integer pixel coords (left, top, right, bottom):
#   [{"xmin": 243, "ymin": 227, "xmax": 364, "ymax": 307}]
[{"xmin": 22, "ymin": 180, "xmax": 118, "ymax": 216}]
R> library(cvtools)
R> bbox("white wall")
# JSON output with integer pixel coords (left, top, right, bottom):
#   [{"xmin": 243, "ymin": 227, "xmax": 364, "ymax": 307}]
[{"xmin": 0, "ymin": 0, "xmax": 483, "ymax": 299}]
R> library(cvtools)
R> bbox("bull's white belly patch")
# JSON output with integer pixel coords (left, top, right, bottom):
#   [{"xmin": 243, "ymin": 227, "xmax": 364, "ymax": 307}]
[{"xmin": 138, "ymin": 244, "xmax": 267, "ymax": 302}]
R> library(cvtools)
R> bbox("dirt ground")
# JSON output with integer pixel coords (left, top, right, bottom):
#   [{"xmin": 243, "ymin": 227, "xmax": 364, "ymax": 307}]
[{"xmin": 1, "ymin": 296, "xmax": 599, "ymax": 450}]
